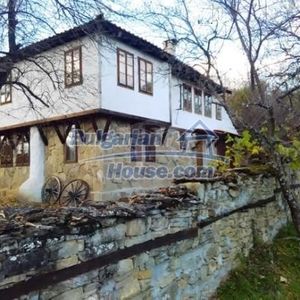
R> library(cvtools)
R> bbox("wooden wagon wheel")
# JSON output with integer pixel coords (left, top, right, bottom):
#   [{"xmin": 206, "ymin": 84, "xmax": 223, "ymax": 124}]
[
  {"xmin": 41, "ymin": 176, "xmax": 62, "ymax": 204},
  {"xmin": 59, "ymin": 179, "xmax": 89, "ymax": 207}
]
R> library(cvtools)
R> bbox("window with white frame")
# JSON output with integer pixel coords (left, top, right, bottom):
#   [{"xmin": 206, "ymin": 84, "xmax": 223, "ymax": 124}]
[
  {"xmin": 0, "ymin": 80, "xmax": 12, "ymax": 105},
  {"xmin": 182, "ymin": 84, "xmax": 192, "ymax": 112},
  {"xmin": 204, "ymin": 94, "xmax": 212, "ymax": 117},
  {"xmin": 194, "ymin": 88, "xmax": 202, "ymax": 114},
  {"xmin": 216, "ymin": 103, "xmax": 222, "ymax": 120}
]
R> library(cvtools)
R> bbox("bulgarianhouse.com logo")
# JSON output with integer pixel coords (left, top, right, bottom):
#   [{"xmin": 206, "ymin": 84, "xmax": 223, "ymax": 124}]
[{"xmin": 66, "ymin": 120, "xmax": 228, "ymax": 182}]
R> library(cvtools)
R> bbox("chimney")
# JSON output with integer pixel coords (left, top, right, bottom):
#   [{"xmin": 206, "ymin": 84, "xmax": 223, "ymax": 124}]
[{"xmin": 163, "ymin": 39, "xmax": 178, "ymax": 55}]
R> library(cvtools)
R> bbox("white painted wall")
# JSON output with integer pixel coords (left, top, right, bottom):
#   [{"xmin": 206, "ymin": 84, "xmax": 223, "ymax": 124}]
[
  {"xmin": 0, "ymin": 36, "xmax": 100, "ymax": 128},
  {"xmin": 0, "ymin": 33, "xmax": 237, "ymax": 136},
  {"xmin": 100, "ymin": 39, "xmax": 170, "ymax": 123},
  {"xmin": 171, "ymin": 77, "xmax": 237, "ymax": 135},
  {"xmin": 18, "ymin": 126, "xmax": 44, "ymax": 202}
]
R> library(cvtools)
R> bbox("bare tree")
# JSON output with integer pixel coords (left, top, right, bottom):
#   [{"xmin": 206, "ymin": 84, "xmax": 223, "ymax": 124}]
[
  {"xmin": 137, "ymin": 0, "xmax": 300, "ymax": 234},
  {"xmin": 0, "ymin": 0, "xmax": 131, "ymax": 111}
]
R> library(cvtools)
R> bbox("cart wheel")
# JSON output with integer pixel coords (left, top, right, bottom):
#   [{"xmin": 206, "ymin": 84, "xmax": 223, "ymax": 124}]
[
  {"xmin": 59, "ymin": 179, "xmax": 90, "ymax": 207},
  {"xmin": 41, "ymin": 176, "xmax": 62, "ymax": 205}
]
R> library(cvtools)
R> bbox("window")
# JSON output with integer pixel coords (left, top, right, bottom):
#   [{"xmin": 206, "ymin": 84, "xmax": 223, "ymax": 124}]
[
  {"xmin": 0, "ymin": 136, "xmax": 13, "ymax": 167},
  {"xmin": 65, "ymin": 125, "xmax": 78, "ymax": 163},
  {"xmin": 194, "ymin": 89, "xmax": 202, "ymax": 114},
  {"xmin": 16, "ymin": 135, "xmax": 30, "ymax": 166},
  {"xmin": 138, "ymin": 58, "xmax": 153, "ymax": 95},
  {"xmin": 182, "ymin": 84, "xmax": 192, "ymax": 112},
  {"xmin": 117, "ymin": 49, "xmax": 134, "ymax": 89},
  {"xmin": 131, "ymin": 127, "xmax": 156, "ymax": 162},
  {"xmin": 179, "ymin": 131, "xmax": 187, "ymax": 151},
  {"xmin": 204, "ymin": 94, "xmax": 212, "ymax": 117},
  {"xmin": 216, "ymin": 104, "xmax": 222, "ymax": 120},
  {"xmin": 65, "ymin": 47, "xmax": 82, "ymax": 87},
  {"xmin": 0, "ymin": 81, "xmax": 12, "ymax": 105}
]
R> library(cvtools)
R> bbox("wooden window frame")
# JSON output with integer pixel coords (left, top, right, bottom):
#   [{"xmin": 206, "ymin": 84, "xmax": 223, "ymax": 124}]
[
  {"xmin": 194, "ymin": 88, "xmax": 202, "ymax": 115},
  {"xmin": 117, "ymin": 48, "xmax": 134, "ymax": 90},
  {"xmin": 204, "ymin": 94, "xmax": 212, "ymax": 118},
  {"xmin": 138, "ymin": 57, "xmax": 153, "ymax": 95},
  {"xmin": 0, "ymin": 136, "xmax": 14, "ymax": 168},
  {"xmin": 64, "ymin": 46, "xmax": 83, "ymax": 88},
  {"xmin": 131, "ymin": 127, "xmax": 156, "ymax": 162},
  {"xmin": 182, "ymin": 84, "xmax": 192, "ymax": 112},
  {"xmin": 15, "ymin": 134, "xmax": 30, "ymax": 167},
  {"xmin": 0, "ymin": 79, "xmax": 12, "ymax": 106},
  {"xmin": 64, "ymin": 126, "xmax": 78, "ymax": 163},
  {"xmin": 216, "ymin": 103, "xmax": 222, "ymax": 120}
]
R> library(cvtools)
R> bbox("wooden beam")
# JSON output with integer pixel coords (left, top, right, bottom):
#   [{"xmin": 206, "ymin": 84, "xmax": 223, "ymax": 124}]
[
  {"xmin": 102, "ymin": 119, "xmax": 111, "ymax": 142},
  {"xmin": 161, "ymin": 126, "xmax": 169, "ymax": 145},
  {"xmin": 91, "ymin": 119, "xmax": 98, "ymax": 133},
  {"xmin": 54, "ymin": 126, "xmax": 65, "ymax": 144},
  {"xmin": 37, "ymin": 126, "xmax": 48, "ymax": 146},
  {"xmin": 0, "ymin": 108, "xmax": 170, "ymax": 135}
]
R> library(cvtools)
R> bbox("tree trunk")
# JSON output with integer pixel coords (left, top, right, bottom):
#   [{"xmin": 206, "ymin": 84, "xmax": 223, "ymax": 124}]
[
  {"xmin": 0, "ymin": 0, "xmax": 17, "ymax": 89},
  {"xmin": 276, "ymin": 166, "xmax": 300, "ymax": 236},
  {"xmin": 8, "ymin": 0, "xmax": 18, "ymax": 53}
]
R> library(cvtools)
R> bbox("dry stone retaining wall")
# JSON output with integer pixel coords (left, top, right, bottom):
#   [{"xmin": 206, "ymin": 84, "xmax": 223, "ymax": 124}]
[{"xmin": 0, "ymin": 173, "xmax": 292, "ymax": 299}]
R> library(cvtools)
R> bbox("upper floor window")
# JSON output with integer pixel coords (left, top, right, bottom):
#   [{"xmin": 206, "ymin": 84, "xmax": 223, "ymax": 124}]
[
  {"xmin": 138, "ymin": 58, "xmax": 153, "ymax": 95},
  {"xmin": 0, "ymin": 79, "xmax": 12, "ymax": 105},
  {"xmin": 194, "ymin": 88, "xmax": 202, "ymax": 114},
  {"xmin": 204, "ymin": 94, "xmax": 212, "ymax": 117},
  {"xmin": 65, "ymin": 47, "xmax": 82, "ymax": 87},
  {"xmin": 216, "ymin": 104, "xmax": 222, "ymax": 120},
  {"xmin": 182, "ymin": 84, "xmax": 192, "ymax": 112},
  {"xmin": 117, "ymin": 49, "xmax": 134, "ymax": 89}
]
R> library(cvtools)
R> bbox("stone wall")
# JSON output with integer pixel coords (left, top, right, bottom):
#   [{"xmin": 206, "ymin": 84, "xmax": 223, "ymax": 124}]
[
  {"xmin": 0, "ymin": 166, "xmax": 29, "ymax": 200},
  {"xmin": 3, "ymin": 116, "xmax": 202, "ymax": 201},
  {"xmin": 44, "ymin": 117, "xmax": 186, "ymax": 201},
  {"xmin": 0, "ymin": 173, "xmax": 292, "ymax": 299}
]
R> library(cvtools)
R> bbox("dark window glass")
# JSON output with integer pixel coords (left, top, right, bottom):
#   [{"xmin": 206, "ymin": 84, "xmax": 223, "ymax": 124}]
[
  {"xmin": 194, "ymin": 89, "xmax": 202, "ymax": 114},
  {"xmin": 183, "ymin": 84, "xmax": 192, "ymax": 112},
  {"xmin": 0, "ymin": 136, "xmax": 13, "ymax": 167},
  {"xmin": 16, "ymin": 135, "xmax": 30, "ymax": 166},
  {"xmin": 204, "ymin": 94, "xmax": 212, "ymax": 117}
]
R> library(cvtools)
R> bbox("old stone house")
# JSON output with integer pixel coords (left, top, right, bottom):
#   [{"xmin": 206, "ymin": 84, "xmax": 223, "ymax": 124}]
[{"xmin": 0, "ymin": 16, "xmax": 237, "ymax": 202}]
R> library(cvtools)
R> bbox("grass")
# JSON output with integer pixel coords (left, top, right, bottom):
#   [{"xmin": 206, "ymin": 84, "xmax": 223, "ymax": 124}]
[{"xmin": 217, "ymin": 224, "xmax": 300, "ymax": 300}]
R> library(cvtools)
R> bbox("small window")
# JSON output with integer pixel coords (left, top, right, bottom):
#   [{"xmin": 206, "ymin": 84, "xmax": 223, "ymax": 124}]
[
  {"xmin": 65, "ymin": 47, "xmax": 83, "ymax": 87},
  {"xmin": 0, "ymin": 80, "xmax": 12, "ymax": 105},
  {"xmin": 216, "ymin": 104, "xmax": 222, "ymax": 120},
  {"xmin": 204, "ymin": 94, "xmax": 212, "ymax": 117},
  {"xmin": 0, "ymin": 136, "xmax": 13, "ymax": 167},
  {"xmin": 16, "ymin": 135, "xmax": 30, "ymax": 166},
  {"xmin": 117, "ymin": 49, "xmax": 134, "ymax": 89},
  {"xmin": 182, "ymin": 84, "xmax": 192, "ymax": 112},
  {"xmin": 194, "ymin": 89, "xmax": 202, "ymax": 114},
  {"xmin": 138, "ymin": 58, "xmax": 153, "ymax": 95},
  {"xmin": 131, "ymin": 127, "xmax": 156, "ymax": 162},
  {"xmin": 65, "ymin": 125, "xmax": 78, "ymax": 163}
]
